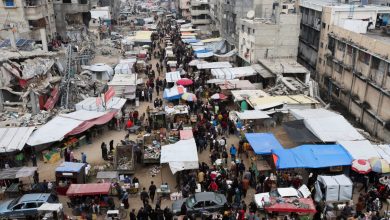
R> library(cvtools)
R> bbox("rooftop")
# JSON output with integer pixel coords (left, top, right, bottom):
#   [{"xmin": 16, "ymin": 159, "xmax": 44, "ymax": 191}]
[
  {"xmin": 258, "ymin": 59, "xmax": 310, "ymax": 74},
  {"xmin": 300, "ymin": 0, "xmax": 390, "ymax": 12},
  {"xmin": 363, "ymin": 28, "xmax": 390, "ymax": 45}
]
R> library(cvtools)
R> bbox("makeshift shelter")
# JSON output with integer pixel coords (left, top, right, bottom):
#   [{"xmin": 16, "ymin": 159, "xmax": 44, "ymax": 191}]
[
  {"xmin": 66, "ymin": 183, "xmax": 111, "ymax": 196},
  {"xmin": 218, "ymin": 80, "xmax": 256, "ymax": 90},
  {"xmin": 0, "ymin": 166, "xmax": 37, "ymax": 180},
  {"xmin": 245, "ymin": 133, "xmax": 283, "ymax": 155},
  {"xmin": 282, "ymin": 120, "xmax": 321, "ymax": 144},
  {"xmin": 163, "ymin": 86, "xmax": 186, "ymax": 101},
  {"xmin": 74, "ymin": 97, "xmax": 126, "ymax": 112},
  {"xmin": 272, "ymin": 144, "xmax": 353, "ymax": 169},
  {"xmin": 196, "ymin": 62, "xmax": 232, "ymax": 69},
  {"xmin": 315, "ymin": 175, "xmax": 353, "ymax": 202},
  {"xmin": 55, "ymin": 162, "xmax": 86, "ymax": 195},
  {"xmin": 236, "ymin": 110, "xmax": 270, "ymax": 120},
  {"xmin": 108, "ymin": 74, "xmax": 143, "ymax": 100},
  {"xmin": 211, "ymin": 67, "xmax": 257, "ymax": 80},
  {"xmin": 231, "ymin": 90, "xmax": 269, "ymax": 102},
  {"xmin": 27, "ymin": 110, "xmax": 117, "ymax": 146},
  {"xmin": 160, "ymin": 138, "xmax": 199, "ymax": 174},
  {"xmin": 290, "ymin": 108, "xmax": 364, "ymax": 142},
  {"xmin": 81, "ymin": 63, "xmax": 113, "ymax": 81},
  {"xmin": 338, "ymin": 140, "xmax": 380, "ymax": 160},
  {"xmin": 249, "ymin": 95, "xmax": 319, "ymax": 112},
  {"xmin": 0, "ymin": 127, "xmax": 35, "ymax": 153},
  {"xmin": 166, "ymin": 71, "xmax": 181, "ymax": 83}
]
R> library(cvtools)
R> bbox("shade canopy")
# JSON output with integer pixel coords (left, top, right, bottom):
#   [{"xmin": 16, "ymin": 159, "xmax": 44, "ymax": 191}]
[
  {"xmin": 272, "ymin": 144, "xmax": 353, "ymax": 169},
  {"xmin": 160, "ymin": 138, "xmax": 199, "ymax": 174},
  {"xmin": 0, "ymin": 127, "xmax": 35, "ymax": 153},
  {"xmin": 245, "ymin": 133, "xmax": 283, "ymax": 155},
  {"xmin": 236, "ymin": 110, "xmax": 270, "ymax": 120},
  {"xmin": 338, "ymin": 140, "xmax": 380, "ymax": 160},
  {"xmin": 163, "ymin": 85, "xmax": 186, "ymax": 101},
  {"xmin": 56, "ymin": 162, "xmax": 85, "ymax": 173},
  {"xmin": 66, "ymin": 183, "xmax": 111, "ymax": 196}
]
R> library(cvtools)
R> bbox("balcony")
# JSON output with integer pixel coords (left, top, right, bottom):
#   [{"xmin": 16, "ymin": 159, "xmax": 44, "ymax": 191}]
[
  {"xmin": 58, "ymin": 0, "xmax": 90, "ymax": 13},
  {"xmin": 191, "ymin": 18, "xmax": 211, "ymax": 25},
  {"xmin": 24, "ymin": 5, "xmax": 46, "ymax": 20},
  {"xmin": 191, "ymin": 0, "xmax": 208, "ymax": 6},
  {"xmin": 190, "ymin": 8, "xmax": 209, "ymax": 16}
]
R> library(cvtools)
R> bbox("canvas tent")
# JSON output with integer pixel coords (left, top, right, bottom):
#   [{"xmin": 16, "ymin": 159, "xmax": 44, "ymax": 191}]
[
  {"xmin": 272, "ymin": 144, "xmax": 352, "ymax": 169},
  {"xmin": 315, "ymin": 175, "xmax": 353, "ymax": 202},
  {"xmin": 160, "ymin": 138, "xmax": 199, "ymax": 174},
  {"xmin": 290, "ymin": 108, "xmax": 365, "ymax": 142},
  {"xmin": 0, "ymin": 127, "xmax": 35, "ymax": 153},
  {"xmin": 245, "ymin": 133, "xmax": 283, "ymax": 155},
  {"xmin": 337, "ymin": 140, "xmax": 380, "ymax": 160}
]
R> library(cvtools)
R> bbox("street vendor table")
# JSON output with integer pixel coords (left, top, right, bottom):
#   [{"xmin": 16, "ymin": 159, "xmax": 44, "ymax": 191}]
[
  {"xmin": 157, "ymin": 188, "xmax": 171, "ymax": 199},
  {"xmin": 264, "ymin": 197, "xmax": 316, "ymax": 214}
]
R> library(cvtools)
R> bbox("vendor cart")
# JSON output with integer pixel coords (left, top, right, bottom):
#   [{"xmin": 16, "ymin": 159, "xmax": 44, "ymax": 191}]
[
  {"xmin": 142, "ymin": 134, "xmax": 161, "ymax": 164},
  {"xmin": 55, "ymin": 162, "xmax": 86, "ymax": 195},
  {"xmin": 114, "ymin": 144, "xmax": 136, "ymax": 175}
]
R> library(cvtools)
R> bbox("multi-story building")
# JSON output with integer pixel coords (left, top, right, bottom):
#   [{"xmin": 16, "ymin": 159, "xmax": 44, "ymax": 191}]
[
  {"xmin": 190, "ymin": 0, "xmax": 211, "ymax": 30},
  {"xmin": 238, "ymin": 2, "xmax": 301, "ymax": 64},
  {"xmin": 53, "ymin": 0, "xmax": 91, "ymax": 40},
  {"xmin": 315, "ymin": 6, "xmax": 390, "ymax": 142},
  {"xmin": 0, "ymin": 0, "xmax": 56, "ymax": 41},
  {"xmin": 178, "ymin": 0, "xmax": 191, "ymax": 19}
]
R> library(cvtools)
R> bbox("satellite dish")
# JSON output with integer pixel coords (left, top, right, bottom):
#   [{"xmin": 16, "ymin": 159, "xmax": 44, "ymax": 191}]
[{"xmin": 247, "ymin": 10, "xmax": 255, "ymax": 19}]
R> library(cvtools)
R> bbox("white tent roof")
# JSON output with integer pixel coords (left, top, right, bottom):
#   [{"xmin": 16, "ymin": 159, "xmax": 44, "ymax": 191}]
[
  {"xmin": 108, "ymin": 74, "xmax": 142, "ymax": 86},
  {"xmin": 166, "ymin": 71, "xmax": 181, "ymax": 83},
  {"xmin": 27, "ymin": 116, "xmax": 82, "ymax": 146},
  {"xmin": 196, "ymin": 62, "xmax": 232, "ymax": 69},
  {"xmin": 236, "ymin": 110, "xmax": 270, "ymax": 120},
  {"xmin": 231, "ymin": 90, "xmax": 269, "ymax": 102},
  {"xmin": 160, "ymin": 138, "xmax": 199, "ymax": 174},
  {"xmin": 374, "ymin": 144, "xmax": 390, "ymax": 164},
  {"xmin": 211, "ymin": 67, "xmax": 257, "ymax": 79},
  {"xmin": 74, "ymin": 97, "xmax": 126, "ymax": 112},
  {"xmin": 338, "ymin": 140, "xmax": 380, "ymax": 160},
  {"xmin": 61, "ymin": 110, "xmax": 106, "ymax": 121},
  {"xmin": 0, "ymin": 127, "xmax": 35, "ymax": 153},
  {"xmin": 290, "ymin": 108, "xmax": 365, "ymax": 142}
]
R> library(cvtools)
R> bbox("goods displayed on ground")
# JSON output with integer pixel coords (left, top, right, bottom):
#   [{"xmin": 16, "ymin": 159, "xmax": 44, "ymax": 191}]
[{"xmin": 114, "ymin": 144, "xmax": 136, "ymax": 174}]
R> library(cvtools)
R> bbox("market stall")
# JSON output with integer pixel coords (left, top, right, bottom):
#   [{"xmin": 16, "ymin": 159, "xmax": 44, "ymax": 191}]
[
  {"xmin": 55, "ymin": 162, "xmax": 86, "ymax": 195},
  {"xmin": 148, "ymin": 109, "xmax": 167, "ymax": 130},
  {"xmin": 142, "ymin": 134, "xmax": 161, "ymax": 164},
  {"xmin": 165, "ymin": 105, "xmax": 190, "ymax": 126},
  {"xmin": 263, "ymin": 197, "xmax": 316, "ymax": 214},
  {"xmin": 0, "ymin": 166, "xmax": 38, "ymax": 198}
]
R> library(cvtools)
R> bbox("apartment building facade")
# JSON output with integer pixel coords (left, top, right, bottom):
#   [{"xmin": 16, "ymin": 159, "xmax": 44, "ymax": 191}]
[
  {"xmin": 190, "ymin": 0, "xmax": 211, "ymax": 30},
  {"xmin": 0, "ymin": 0, "xmax": 56, "ymax": 41}
]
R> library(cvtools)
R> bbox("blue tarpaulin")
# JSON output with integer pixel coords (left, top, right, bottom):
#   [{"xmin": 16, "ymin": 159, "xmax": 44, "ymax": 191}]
[
  {"xmin": 182, "ymin": 39, "xmax": 199, "ymax": 43},
  {"xmin": 245, "ymin": 133, "xmax": 283, "ymax": 155},
  {"xmin": 56, "ymin": 162, "xmax": 85, "ymax": 173},
  {"xmin": 272, "ymin": 144, "xmax": 353, "ymax": 169}
]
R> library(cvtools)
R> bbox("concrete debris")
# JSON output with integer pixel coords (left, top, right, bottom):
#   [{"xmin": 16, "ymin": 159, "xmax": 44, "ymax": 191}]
[
  {"xmin": 144, "ymin": 140, "xmax": 161, "ymax": 160},
  {"xmin": 117, "ymin": 156, "xmax": 134, "ymax": 170},
  {"xmin": 266, "ymin": 76, "xmax": 309, "ymax": 96},
  {"xmin": 0, "ymin": 110, "xmax": 54, "ymax": 127},
  {"xmin": 149, "ymin": 165, "xmax": 161, "ymax": 177}
]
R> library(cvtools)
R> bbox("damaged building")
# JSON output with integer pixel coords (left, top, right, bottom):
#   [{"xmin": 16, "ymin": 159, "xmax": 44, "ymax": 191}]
[
  {"xmin": 53, "ymin": 0, "xmax": 91, "ymax": 41},
  {"xmin": 0, "ymin": 0, "xmax": 56, "ymax": 43}
]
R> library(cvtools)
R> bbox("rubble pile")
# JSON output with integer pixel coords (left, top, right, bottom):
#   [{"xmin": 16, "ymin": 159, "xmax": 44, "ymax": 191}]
[
  {"xmin": 65, "ymin": 74, "xmax": 105, "ymax": 108},
  {"xmin": 117, "ymin": 156, "xmax": 134, "ymax": 170},
  {"xmin": 0, "ymin": 110, "xmax": 54, "ymax": 127},
  {"xmin": 149, "ymin": 165, "xmax": 161, "ymax": 177},
  {"xmin": 266, "ymin": 76, "xmax": 308, "ymax": 96}
]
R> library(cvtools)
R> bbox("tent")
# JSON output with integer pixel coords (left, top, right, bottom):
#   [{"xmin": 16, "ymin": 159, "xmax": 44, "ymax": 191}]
[
  {"xmin": 0, "ymin": 127, "xmax": 35, "ymax": 153},
  {"xmin": 236, "ymin": 110, "xmax": 270, "ymax": 120},
  {"xmin": 160, "ymin": 138, "xmax": 199, "ymax": 174},
  {"xmin": 282, "ymin": 120, "xmax": 321, "ymax": 144},
  {"xmin": 75, "ymin": 97, "xmax": 126, "ymax": 112},
  {"xmin": 338, "ymin": 140, "xmax": 380, "ymax": 160},
  {"xmin": 272, "ymin": 144, "xmax": 353, "ymax": 169},
  {"xmin": 315, "ymin": 175, "xmax": 353, "ymax": 202},
  {"xmin": 245, "ymin": 133, "xmax": 283, "ymax": 155},
  {"xmin": 163, "ymin": 85, "xmax": 186, "ymax": 101},
  {"xmin": 290, "ymin": 108, "xmax": 364, "ymax": 142}
]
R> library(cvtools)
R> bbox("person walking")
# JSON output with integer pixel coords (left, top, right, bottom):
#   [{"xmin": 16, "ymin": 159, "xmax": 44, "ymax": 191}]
[
  {"xmin": 101, "ymin": 142, "xmax": 108, "ymax": 160},
  {"xmin": 31, "ymin": 153, "xmax": 37, "ymax": 167},
  {"xmin": 149, "ymin": 181, "xmax": 157, "ymax": 203},
  {"xmin": 230, "ymin": 144, "xmax": 237, "ymax": 162},
  {"xmin": 140, "ymin": 187, "xmax": 149, "ymax": 205},
  {"xmin": 81, "ymin": 152, "xmax": 87, "ymax": 163}
]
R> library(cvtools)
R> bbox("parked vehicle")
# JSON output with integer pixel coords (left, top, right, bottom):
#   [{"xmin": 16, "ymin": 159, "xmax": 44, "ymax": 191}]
[
  {"xmin": 172, "ymin": 192, "xmax": 227, "ymax": 216},
  {"xmin": 0, "ymin": 193, "xmax": 59, "ymax": 219}
]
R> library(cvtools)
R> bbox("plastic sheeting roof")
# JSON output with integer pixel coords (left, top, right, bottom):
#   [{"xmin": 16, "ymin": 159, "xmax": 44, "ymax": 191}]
[
  {"xmin": 374, "ymin": 145, "xmax": 390, "ymax": 164},
  {"xmin": 56, "ymin": 162, "xmax": 85, "ymax": 173},
  {"xmin": 245, "ymin": 133, "xmax": 283, "ymax": 155},
  {"xmin": 0, "ymin": 166, "xmax": 37, "ymax": 180},
  {"xmin": 75, "ymin": 97, "xmax": 126, "ymax": 112},
  {"xmin": 283, "ymin": 120, "xmax": 321, "ymax": 144},
  {"xmin": 196, "ymin": 62, "xmax": 232, "ymax": 69},
  {"xmin": 211, "ymin": 67, "xmax": 257, "ymax": 79},
  {"xmin": 160, "ymin": 138, "xmax": 199, "ymax": 174},
  {"xmin": 219, "ymin": 80, "xmax": 256, "ymax": 90},
  {"xmin": 166, "ymin": 71, "xmax": 181, "ymax": 83},
  {"xmin": 290, "ymin": 109, "xmax": 365, "ymax": 142},
  {"xmin": 66, "ymin": 183, "xmax": 111, "ymax": 196},
  {"xmin": 236, "ymin": 110, "xmax": 270, "ymax": 120},
  {"xmin": 338, "ymin": 140, "xmax": 380, "ymax": 160},
  {"xmin": 272, "ymin": 144, "xmax": 353, "ymax": 169},
  {"xmin": 250, "ymin": 95, "xmax": 319, "ymax": 110},
  {"xmin": 196, "ymin": 52, "xmax": 214, "ymax": 58},
  {"xmin": 0, "ymin": 127, "xmax": 35, "ymax": 153}
]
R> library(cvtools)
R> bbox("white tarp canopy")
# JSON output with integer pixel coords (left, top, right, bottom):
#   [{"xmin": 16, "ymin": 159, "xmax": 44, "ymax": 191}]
[
  {"xmin": 75, "ymin": 97, "xmax": 126, "ymax": 112},
  {"xmin": 27, "ymin": 110, "xmax": 113, "ymax": 146},
  {"xmin": 189, "ymin": 59, "xmax": 208, "ymax": 66},
  {"xmin": 27, "ymin": 116, "xmax": 82, "ymax": 146},
  {"xmin": 290, "ymin": 108, "xmax": 365, "ymax": 142},
  {"xmin": 236, "ymin": 110, "xmax": 270, "ymax": 120},
  {"xmin": 160, "ymin": 138, "xmax": 199, "ymax": 174},
  {"xmin": 374, "ymin": 145, "xmax": 390, "ymax": 164},
  {"xmin": 196, "ymin": 62, "xmax": 232, "ymax": 69},
  {"xmin": 114, "ymin": 62, "xmax": 133, "ymax": 74},
  {"xmin": 211, "ymin": 67, "xmax": 257, "ymax": 79},
  {"xmin": 0, "ymin": 127, "xmax": 35, "ymax": 153},
  {"xmin": 166, "ymin": 71, "xmax": 181, "ymax": 83},
  {"xmin": 338, "ymin": 140, "xmax": 380, "ymax": 160},
  {"xmin": 37, "ymin": 203, "xmax": 63, "ymax": 212}
]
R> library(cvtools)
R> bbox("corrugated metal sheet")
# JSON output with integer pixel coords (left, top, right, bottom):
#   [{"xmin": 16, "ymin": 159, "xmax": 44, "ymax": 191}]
[{"xmin": 0, "ymin": 127, "xmax": 35, "ymax": 152}]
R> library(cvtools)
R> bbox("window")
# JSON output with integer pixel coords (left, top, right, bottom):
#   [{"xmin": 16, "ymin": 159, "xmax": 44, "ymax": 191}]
[
  {"xmin": 253, "ymin": 29, "xmax": 255, "ymax": 34},
  {"xmin": 347, "ymin": 45, "xmax": 352, "ymax": 55},
  {"xmin": 282, "ymin": 5, "xmax": 287, "ymax": 9},
  {"xmin": 247, "ymin": 27, "xmax": 250, "ymax": 35},
  {"xmin": 335, "ymin": 63, "xmax": 342, "ymax": 73},
  {"xmin": 12, "ymin": 204, "xmax": 24, "ymax": 210},
  {"xmin": 205, "ymin": 201, "xmax": 217, "ymax": 207},
  {"xmin": 358, "ymin": 51, "xmax": 370, "ymax": 65},
  {"xmin": 371, "ymin": 57, "xmax": 380, "ymax": 70},
  {"xmin": 337, "ymin": 42, "xmax": 346, "ymax": 51},
  {"xmin": 193, "ymin": 202, "xmax": 203, "ymax": 209},
  {"xmin": 25, "ymin": 203, "xmax": 37, "ymax": 209},
  {"xmin": 327, "ymin": 57, "xmax": 332, "ymax": 67},
  {"xmin": 3, "ymin": 0, "xmax": 15, "ymax": 7},
  {"xmin": 319, "ymin": 58, "xmax": 322, "ymax": 65},
  {"xmin": 241, "ymin": 25, "xmax": 244, "ymax": 32},
  {"xmin": 322, "ymin": 22, "xmax": 326, "ymax": 29}
]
